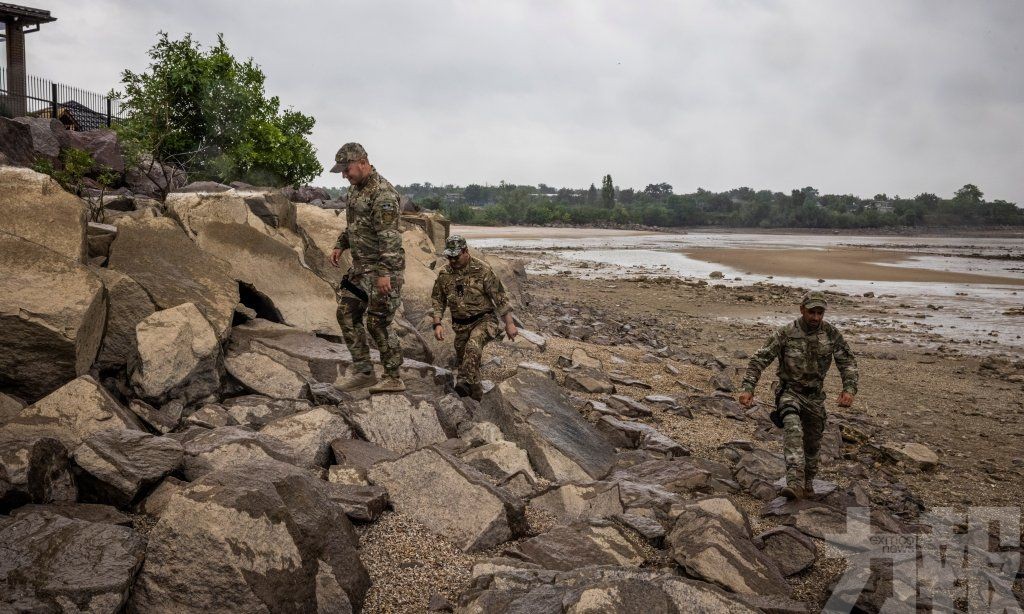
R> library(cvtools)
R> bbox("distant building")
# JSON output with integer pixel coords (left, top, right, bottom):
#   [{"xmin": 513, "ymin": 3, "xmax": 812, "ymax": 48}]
[
  {"xmin": 868, "ymin": 200, "xmax": 894, "ymax": 214},
  {"xmin": 31, "ymin": 99, "xmax": 108, "ymax": 131}
]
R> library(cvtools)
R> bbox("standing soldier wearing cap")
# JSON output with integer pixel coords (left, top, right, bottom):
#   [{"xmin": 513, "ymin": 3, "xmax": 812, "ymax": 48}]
[
  {"xmin": 737, "ymin": 291, "xmax": 859, "ymax": 499},
  {"xmin": 431, "ymin": 235, "xmax": 517, "ymax": 400},
  {"xmin": 329, "ymin": 143, "xmax": 406, "ymax": 393}
]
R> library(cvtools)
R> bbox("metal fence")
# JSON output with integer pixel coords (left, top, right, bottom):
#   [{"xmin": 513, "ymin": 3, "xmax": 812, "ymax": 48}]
[{"xmin": 0, "ymin": 66, "xmax": 125, "ymax": 130}]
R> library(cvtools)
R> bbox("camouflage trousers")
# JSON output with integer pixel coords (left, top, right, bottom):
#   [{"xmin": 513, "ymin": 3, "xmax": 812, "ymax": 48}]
[
  {"xmin": 336, "ymin": 272, "xmax": 404, "ymax": 378},
  {"xmin": 453, "ymin": 317, "xmax": 499, "ymax": 387},
  {"xmin": 777, "ymin": 387, "xmax": 827, "ymax": 487}
]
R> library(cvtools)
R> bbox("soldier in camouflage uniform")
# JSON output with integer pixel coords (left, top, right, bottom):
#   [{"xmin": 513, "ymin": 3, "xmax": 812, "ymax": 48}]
[
  {"xmin": 431, "ymin": 235, "xmax": 517, "ymax": 400},
  {"xmin": 738, "ymin": 291, "xmax": 858, "ymax": 499},
  {"xmin": 329, "ymin": 143, "xmax": 406, "ymax": 393}
]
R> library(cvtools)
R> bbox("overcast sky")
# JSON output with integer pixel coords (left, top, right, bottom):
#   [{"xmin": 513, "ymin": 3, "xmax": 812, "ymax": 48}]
[{"xmin": 6, "ymin": 0, "xmax": 1023, "ymax": 202}]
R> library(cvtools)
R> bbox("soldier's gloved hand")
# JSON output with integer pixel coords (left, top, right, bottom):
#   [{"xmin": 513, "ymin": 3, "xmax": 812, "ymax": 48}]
[
  {"xmin": 738, "ymin": 391, "xmax": 754, "ymax": 407},
  {"xmin": 330, "ymin": 248, "xmax": 342, "ymax": 268},
  {"xmin": 837, "ymin": 392, "xmax": 855, "ymax": 407},
  {"xmin": 505, "ymin": 322, "xmax": 518, "ymax": 340},
  {"xmin": 376, "ymin": 275, "xmax": 392, "ymax": 295}
]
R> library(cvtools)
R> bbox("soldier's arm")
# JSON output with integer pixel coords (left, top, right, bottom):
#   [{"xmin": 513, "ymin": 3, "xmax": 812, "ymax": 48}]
[
  {"xmin": 370, "ymin": 193, "xmax": 403, "ymax": 276},
  {"xmin": 483, "ymin": 267, "xmax": 513, "ymax": 318},
  {"xmin": 430, "ymin": 276, "xmax": 447, "ymax": 324},
  {"xmin": 333, "ymin": 229, "xmax": 349, "ymax": 251},
  {"xmin": 740, "ymin": 329, "xmax": 783, "ymax": 393},
  {"xmin": 831, "ymin": 328, "xmax": 859, "ymax": 394}
]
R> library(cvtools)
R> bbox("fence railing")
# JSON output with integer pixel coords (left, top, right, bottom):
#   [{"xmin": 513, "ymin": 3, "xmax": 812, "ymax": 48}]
[{"xmin": 0, "ymin": 66, "xmax": 126, "ymax": 131}]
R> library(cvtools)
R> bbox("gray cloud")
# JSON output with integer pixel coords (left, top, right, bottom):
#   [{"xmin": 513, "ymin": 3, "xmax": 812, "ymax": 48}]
[{"xmin": 7, "ymin": 0, "xmax": 1022, "ymax": 202}]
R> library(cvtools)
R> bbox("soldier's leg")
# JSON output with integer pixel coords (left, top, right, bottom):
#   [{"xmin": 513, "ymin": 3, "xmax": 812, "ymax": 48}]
[
  {"xmin": 778, "ymin": 391, "xmax": 805, "ymax": 490},
  {"xmin": 461, "ymin": 320, "xmax": 496, "ymax": 400},
  {"xmin": 801, "ymin": 399, "xmax": 827, "ymax": 489},
  {"xmin": 337, "ymin": 294, "xmax": 372, "ymax": 374},
  {"xmin": 365, "ymin": 277, "xmax": 404, "ymax": 379}
]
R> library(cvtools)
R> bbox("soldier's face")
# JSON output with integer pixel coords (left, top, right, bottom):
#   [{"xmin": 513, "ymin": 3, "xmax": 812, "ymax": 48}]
[
  {"xmin": 800, "ymin": 306, "xmax": 825, "ymax": 329},
  {"xmin": 341, "ymin": 159, "xmax": 371, "ymax": 185},
  {"xmin": 448, "ymin": 249, "xmax": 471, "ymax": 269}
]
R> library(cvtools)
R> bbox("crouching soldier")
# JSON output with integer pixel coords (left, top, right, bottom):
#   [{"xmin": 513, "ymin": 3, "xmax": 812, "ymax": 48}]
[
  {"xmin": 738, "ymin": 291, "xmax": 858, "ymax": 499},
  {"xmin": 431, "ymin": 235, "xmax": 517, "ymax": 400}
]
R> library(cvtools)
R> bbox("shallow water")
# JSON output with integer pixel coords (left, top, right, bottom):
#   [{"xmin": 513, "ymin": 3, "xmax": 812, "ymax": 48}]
[{"xmin": 463, "ymin": 228, "xmax": 1024, "ymax": 352}]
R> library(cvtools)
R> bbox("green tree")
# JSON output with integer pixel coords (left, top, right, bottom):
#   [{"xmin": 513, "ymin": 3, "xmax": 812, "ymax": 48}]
[
  {"xmin": 116, "ymin": 32, "xmax": 322, "ymax": 189},
  {"xmin": 953, "ymin": 184, "xmax": 983, "ymax": 205},
  {"xmin": 601, "ymin": 174, "xmax": 615, "ymax": 209},
  {"xmin": 586, "ymin": 183, "xmax": 598, "ymax": 207}
]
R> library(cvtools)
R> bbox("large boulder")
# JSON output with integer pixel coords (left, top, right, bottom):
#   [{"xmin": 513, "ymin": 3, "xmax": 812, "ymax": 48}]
[
  {"xmin": 180, "ymin": 426, "xmax": 308, "ymax": 480},
  {"xmin": 477, "ymin": 370, "xmax": 616, "ymax": 482},
  {"xmin": 129, "ymin": 459, "xmax": 370, "ymax": 612},
  {"xmin": 72, "ymin": 428, "xmax": 183, "ymax": 507},
  {"xmin": 0, "ymin": 165, "xmax": 88, "ymax": 261},
  {"xmin": 345, "ymin": 394, "xmax": 447, "ymax": 454},
  {"xmin": 225, "ymin": 350, "xmax": 309, "ymax": 400},
  {"xmin": 12, "ymin": 117, "xmax": 63, "ymax": 159},
  {"xmin": 0, "ymin": 117, "xmax": 36, "ymax": 165},
  {"xmin": 528, "ymin": 481, "xmax": 624, "ymax": 525},
  {"xmin": 123, "ymin": 154, "xmax": 187, "ymax": 199},
  {"xmin": 0, "ymin": 435, "xmax": 77, "ymax": 509},
  {"xmin": 166, "ymin": 189, "xmax": 340, "ymax": 335},
  {"xmin": 107, "ymin": 216, "xmax": 239, "ymax": 339},
  {"xmin": 368, "ymin": 447, "xmax": 526, "ymax": 552},
  {"xmin": 130, "ymin": 302, "xmax": 222, "ymax": 407},
  {"xmin": 259, "ymin": 407, "xmax": 352, "ymax": 467},
  {"xmin": 0, "ymin": 511, "xmax": 145, "ymax": 613},
  {"xmin": 508, "ymin": 520, "xmax": 646, "ymax": 571},
  {"xmin": 61, "ymin": 128, "xmax": 125, "ymax": 173},
  {"xmin": 1, "ymin": 376, "xmax": 142, "ymax": 450},
  {"xmin": 293, "ymin": 203, "xmax": 348, "ymax": 280},
  {"xmin": 0, "ymin": 235, "xmax": 106, "ymax": 400},
  {"xmin": 222, "ymin": 395, "xmax": 312, "ymax": 429},
  {"xmin": 92, "ymin": 268, "xmax": 158, "ymax": 371}
]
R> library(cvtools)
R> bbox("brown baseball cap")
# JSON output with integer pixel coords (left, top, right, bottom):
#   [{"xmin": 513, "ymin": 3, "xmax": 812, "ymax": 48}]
[{"xmin": 329, "ymin": 142, "xmax": 368, "ymax": 173}]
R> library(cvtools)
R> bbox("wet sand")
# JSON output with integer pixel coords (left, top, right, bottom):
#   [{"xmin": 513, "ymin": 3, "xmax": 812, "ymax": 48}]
[{"xmin": 683, "ymin": 247, "xmax": 1024, "ymax": 286}]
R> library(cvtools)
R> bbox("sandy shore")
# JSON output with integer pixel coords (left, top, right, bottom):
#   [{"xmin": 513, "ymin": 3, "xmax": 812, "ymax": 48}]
[
  {"xmin": 452, "ymin": 225, "xmax": 655, "ymax": 239},
  {"xmin": 683, "ymin": 246, "xmax": 1024, "ymax": 285}
]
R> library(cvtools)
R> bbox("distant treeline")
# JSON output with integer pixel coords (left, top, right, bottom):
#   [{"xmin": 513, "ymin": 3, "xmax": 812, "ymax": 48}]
[{"xmin": 378, "ymin": 179, "xmax": 1023, "ymax": 228}]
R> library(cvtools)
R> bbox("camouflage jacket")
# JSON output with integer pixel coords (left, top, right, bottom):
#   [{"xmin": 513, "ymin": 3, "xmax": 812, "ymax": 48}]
[
  {"xmin": 334, "ymin": 168, "xmax": 405, "ymax": 276},
  {"xmin": 741, "ymin": 318, "xmax": 858, "ymax": 395},
  {"xmin": 431, "ymin": 257, "xmax": 513, "ymax": 321}
]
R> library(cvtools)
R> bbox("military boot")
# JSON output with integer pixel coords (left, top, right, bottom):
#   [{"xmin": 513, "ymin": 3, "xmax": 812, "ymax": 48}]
[
  {"xmin": 369, "ymin": 376, "xmax": 406, "ymax": 394},
  {"xmin": 335, "ymin": 371, "xmax": 378, "ymax": 391},
  {"xmin": 780, "ymin": 484, "xmax": 805, "ymax": 500},
  {"xmin": 468, "ymin": 383, "xmax": 483, "ymax": 402}
]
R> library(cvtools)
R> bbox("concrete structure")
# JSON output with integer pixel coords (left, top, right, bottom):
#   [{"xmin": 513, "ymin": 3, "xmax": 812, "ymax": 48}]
[{"xmin": 1, "ymin": 3, "xmax": 56, "ymax": 117}]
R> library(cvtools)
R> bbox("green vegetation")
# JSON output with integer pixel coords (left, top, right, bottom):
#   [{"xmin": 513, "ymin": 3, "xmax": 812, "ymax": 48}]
[
  {"xmin": 32, "ymin": 149, "xmax": 118, "ymax": 221},
  {"xmin": 115, "ymin": 32, "xmax": 322, "ymax": 187},
  {"xmin": 398, "ymin": 181, "xmax": 1023, "ymax": 228}
]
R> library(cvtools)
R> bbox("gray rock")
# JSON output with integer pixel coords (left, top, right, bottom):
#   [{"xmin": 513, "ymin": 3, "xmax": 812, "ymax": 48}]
[
  {"xmin": 136, "ymin": 476, "xmax": 186, "ymax": 518},
  {"xmin": 614, "ymin": 512, "xmax": 667, "ymax": 547},
  {"xmin": 528, "ymin": 481, "xmax": 623, "ymax": 524},
  {"xmin": 0, "ymin": 166, "xmax": 87, "ymax": 262},
  {"xmin": 685, "ymin": 393, "xmax": 748, "ymax": 420},
  {"xmin": 516, "ymin": 362, "xmax": 555, "ymax": 379},
  {"xmin": 127, "ymin": 399, "xmax": 182, "ymax": 434},
  {"xmin": 124, "ymin": 154, "xmax": 187, "ymax": 198},
  {"xmin": 754, "ymin": 526, "xmax": 817, "ymax": 576},
  {"xmin": 434, "ymin": 393, "xmax": 471, "ymax": 437},
  {"xmin": 11, "ymin": 117, "xmax": 62, "ymax": 158},
  {"xmin": 0, "ymin": 235, "xmax": 105, "ymax": 400},
  {"xmin": 0, "ymin": 511, "xmax": 144, "ymax": 613},
  {"xmin": 509, "ymin": 520, "xmax": 646, "ymax": 571},
  {"xmin": 87, "ymin": 221, "xmax": 117, "ymax": 260},
  {"xmin": 222, "ymin": 394, "xmax": 312, "ymax": 428},
  {"xmin": 11, "ymin": 502, "xmax": 131, "ymax": 526},
  {"xmin": 92, "ymin": 268, "xmax": 157, "ymax": 371},
  {"xmin": 130, "ymin": 459, "xmax": 370, "ymax": 612},
  {"xmin": 108, "ymin": 216, "xmax": 239, "ymax": 339},
  {"xmin": 0, "ymin": 435, "xmax": 76, "ymax": 508},
  {"xmin": 564, "ymin": 371, "xmax": 616, "ymax": 394},
  {"xmin": 570, "ymin": 348, "xmax": 603, "ymax": 370},
  {"xmin": 72, "ymin": 428, "xmax": 183, "ymax": 507},
  {"xmin": 605, "ymin": 394, "xmax": 653, "ymax": 417},
  {"xmin": 260, "ymin": 406, "xmax": 352, "ymax": 467},
  {"xmin": 225, "ymin": 349, "xmax": 310, "ymax": 399},
  {"xmin": 181, "ymin": 426, "xmax": 307, "ymax": 480},
  {"xmin": 477, "ymin": 371, "xmax": 616, "ymax": 482},
  {"xmin": 324, "ymin": 483, "xmax": 388, "ymax": 522},
  {"xmin": 330, "ymin": 438, "xmax": 400, "ymax": 474},
  {"xmin": 130, "ymin": 302, "xmax": 222, "ymax": 407},
  {"xmin": 345, "ymin": 394, "xmax": 447, "ymax": 455},
  {"xmin": 368, "ymin": 447, "xmax": 525, "ymax": 552},
  {"xmin": 596, "ymin": 415, "xmax": 690, "ymax": 457},
  {"xmin": 185, "ymin": 404, "xmax": 237, "ymax": 429},
  {"xmin": 461, "ymin": 440, "xmax": 536, "ymax": 480}
]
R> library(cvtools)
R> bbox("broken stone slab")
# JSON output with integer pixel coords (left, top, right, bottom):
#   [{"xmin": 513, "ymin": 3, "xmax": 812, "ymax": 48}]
[
  {"xmin": 514, "ymin": 328, "xmax": 546, "ymax": 350},
  {"xmin": 180, "ymin": 425, "xmax": 308, "ymax": 480},
  {"xmin": 570, "ymin": 348, "xmax": 603, "ymax": 370},
  {"xmin": 130, "ymin": 302, "xmax": 222, "ymax": 407},
  {"xmin": 461, "ymin": 421, "xmax": 505, "ymax": 446},
  {"xmin": 610, "ymin": 458, "xmax": 713, "ymax": 501},
  {"xmin": 608, "ymin": 373, "xmax": 653, "ymax": 390},
  {"xmin": 108, "ymin": 216, "xmax": 239, "ymax": 339},
  {"xmin": 669, "ymin": 508, "xmax": 791, "ymax": 596},
  {"xmin": 328, "ymin": 465, "xmax": 369, "ymax": 486},
  {"xmin": 72, "ymin": 428, "xmax": 184, "ymax": 507},
  {"xmin": 330, "ymin": 438, "xmax": 401, "ymax": 475},
  {"xmin": 224, "ymin": 349, "xmax": 309, "ymax": 400},
  {"xmin": 10, "ymin": 502, "xmax": 131, "ymax": 526},
  {"xmin": 614, "ymin": 512, "xmax": 667, "ymax": 547},
  {"xmin": 670, "ymin": 496, "xmax": 752, "ymax": 538},
  {"xmin": 345, "ymin": 394, "xmax": 447, "ymax": 455},
  {"xmin": 324, "ymin": 483, "xmax": 388, "ymax": 522},
  {"xmin": 434, "ymin": 393, "xmax": 471, "ymax": 437},
  {"xmin": 596, "ymin": 416, "xmax": 690, "ymax": 458},
  {"xmin": 368, "ymin": 446, "xmax": 526, "ymax": 552},
  {"xmin": 0, "ymin": 435, "xmax": 77, "ymax": 509},
  {"xmin": 184, "ymin": 404, "xmax": 236, "ymax": 429},
  {"xmin": 528, "ymin": 481, "xmax": 624, "ymax": 525},
  {"xmin": 477, "ymin": 370, "xmax": 616, "ymax": 482},
  {"xmin": 87, "ymin": 221, "xmax": 117, "ymax": 260},
  {"xmin": 1, "ymin": 376, "xmax": 143, "ymax": 451},
  {"xmin": 754, "ymin": 526, "xmax": 817, "ymax": 577},
  {"xmin": 880, "ymin": 442, "xmax": 939, "ymax": 471},
  {"xmin": 0, "ymin": 166, "xmax": 87, "ymax": 262},
  {"xmin": 564, "ymin": 371, "xmax": 616, "ymax": 394},
  {"xmin": 259, "ymin": 406, "xmax": 352, "ymax": 467},
  {"xmin": 516, "ymin": 361, "xmax": 555, "ymax": 379},
  {"xmin": 135, "ymin": 476, "xmax": 186, "ymax": 518},
  {"xmin": 605, "ymin": 394, "xmax": 653, "ymax": 417},
  {"xmin": 129, "ymin": 459, "xmax": 370, "ymax": 612},
  {"xmin": 127, "ymin": 399, "xmax": 182, "ymax": 434},
  {"xmin": 507, "ymin": 520, "xmax": 646, "ymax": 571},
  {"xmin": 0, "ymin": 510, "xmax": 145, "ymax": 613},
  {"xmin": 222, "ymin": 394, "xmax": 312, "ymax": 429},
  {"xmin": 643, "ymin": 394, "xmax": 680, "ymax": 409},
  {"xmin": 684, "ymin": 393, "xmax": 748, "ymax": 420},
  {"xmin": 92, "ymin": 268, "xmax": 157, "ymax": 371},
  {"xmin": 461, "ymin": 440, "xmax": 536, "ymax": 481},
  {"xmin": 0, "ymin": 235, "xmax": 106, "ymax": 401}
]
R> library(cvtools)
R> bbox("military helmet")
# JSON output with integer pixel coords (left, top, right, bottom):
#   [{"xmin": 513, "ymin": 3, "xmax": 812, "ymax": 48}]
[
  {"xmin": 801, "ymin": 290, "xmax": 828, "ymax": 310},
  {"xmin": 329, "ymin": 142, "xmax": 368, "ymax": 173},
  {"xmin": 443, "ymin": 235, "xmax": 468, "ymax": 257}
]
